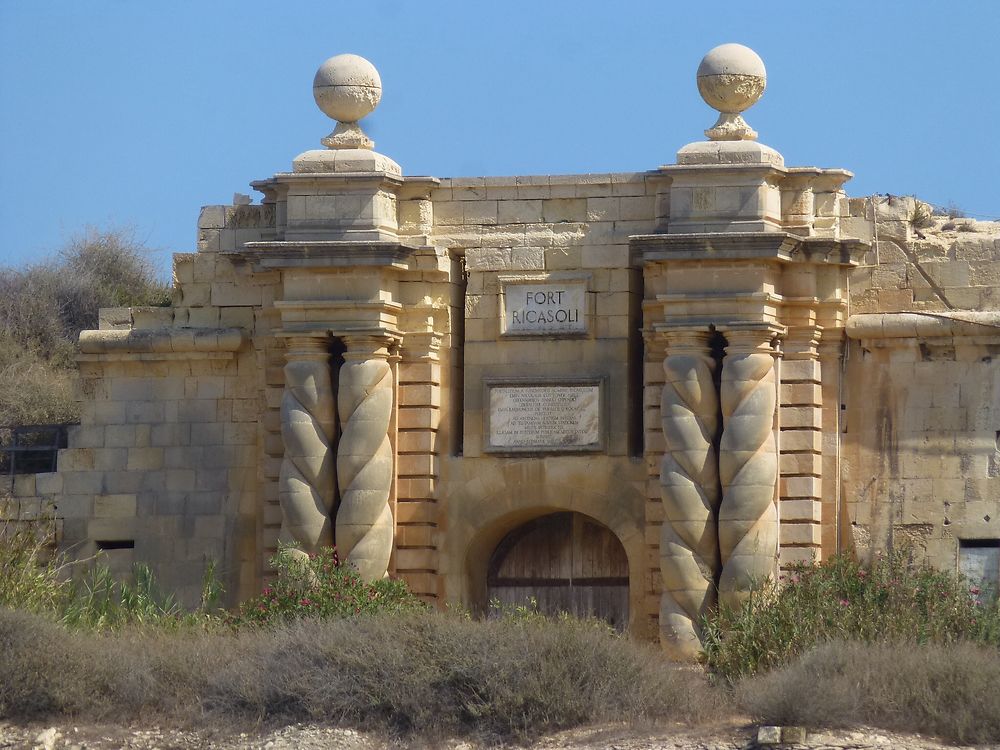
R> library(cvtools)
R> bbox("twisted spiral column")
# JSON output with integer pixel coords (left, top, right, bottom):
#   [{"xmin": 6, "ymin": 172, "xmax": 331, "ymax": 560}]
[
  {"xmin": 336, "ymin": 335, "xmax": 395, "ymax": 581},
  {"xmin": 718, "ymin": 328, "xmax": 780, "ymax": 609},
  {"xmin": 278, "ymin": 335, "xmax": 337, "ymax": 559},
  {"xmin": 658, "ymin": 329, "xmax": 721, "ymax": 660}
]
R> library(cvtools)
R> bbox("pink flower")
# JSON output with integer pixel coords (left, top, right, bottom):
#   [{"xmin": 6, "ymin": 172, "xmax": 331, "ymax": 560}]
[
  {"xmin": 857, "ymin": 570, "xmax": 867, "ymax": 578},
  {"xmin": 300, "ymin": 598, "xmax": 311, "ymax": 606},
  {"xmin": 262, "ymin": 587, "xmax": 272, "ymax": 596},
  {"xmin": 839, "ymin": 599, "xmax": 850, "ymax": 607},
  {"xmin": 970, "ymin": 586, "xmax": 981, "ymax": 595}
]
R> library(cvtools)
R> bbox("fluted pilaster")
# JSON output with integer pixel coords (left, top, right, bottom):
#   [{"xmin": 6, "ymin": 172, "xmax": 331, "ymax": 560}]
[
  {"xmin": 278, "ymin": 335, "xmax": 337, "ymax": 559},
  {"xmin": 336, "ymin": 334, "xmax": 395, "ymax": 581},
  {"xmin": 718, "ymin": 327, "xmax": 780, "ymax": 609},
  {"xmin": 658, "ymin": 328, "xmax": 721, "ymax": 659}
]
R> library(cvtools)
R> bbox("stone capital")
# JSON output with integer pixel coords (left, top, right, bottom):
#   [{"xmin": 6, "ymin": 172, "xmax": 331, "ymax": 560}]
[
  {"xmin": 341, "ymin": 333, "xmax": 395, "ymax": 361},
  {"xmin": 283, "ymin": 334, "xmax": 332, "ymax": 362},
  {"xmin": 783, "ymin": 325, "xmax": 824, "ymax": 359},
  {"xmin": 400, "ymin": 332, "xmax": 443, "ymax": 362},
  {"xmin": 719, "ymin": 324, "xmax": 784, "ymax": 356},
  {"xmin": 659, "ymin": 327, "xmax": 715, "ymax": 356}
]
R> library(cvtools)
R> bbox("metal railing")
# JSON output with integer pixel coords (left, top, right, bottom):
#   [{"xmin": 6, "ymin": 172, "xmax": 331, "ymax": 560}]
[{"xmin": 0, "ymin": 423, "xmax": 75, "ymax": 479}]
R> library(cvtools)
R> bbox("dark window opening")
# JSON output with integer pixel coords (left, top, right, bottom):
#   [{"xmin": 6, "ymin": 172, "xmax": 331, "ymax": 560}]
[
  {"xmin": 96, "ymin": 540, "xmax": 135, "ymax": 551},
  {"xmin": 0, "ymin": 423, "xmax": 74, "ymax": 476}
]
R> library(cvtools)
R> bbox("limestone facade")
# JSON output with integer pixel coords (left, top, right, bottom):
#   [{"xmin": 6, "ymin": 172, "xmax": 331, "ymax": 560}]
[{"xmin": 5, "ymin": 48, "xmax": 999, "ymax": 650}]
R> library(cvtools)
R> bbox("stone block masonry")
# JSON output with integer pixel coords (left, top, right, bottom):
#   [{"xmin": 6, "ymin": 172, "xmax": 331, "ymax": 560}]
[{"xmin": 6, "ymin": 46, "xmax": 998, "ymax": 657}]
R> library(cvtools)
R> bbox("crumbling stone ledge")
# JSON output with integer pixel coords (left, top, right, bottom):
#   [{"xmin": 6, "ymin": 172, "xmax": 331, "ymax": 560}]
[
  {"xmin": 78, "ymin": 327, "xmax": 247, "ymax": 357},
  {"xmin": 846, "ymin": 311, "xmax": 1000, "ymax": 340}
]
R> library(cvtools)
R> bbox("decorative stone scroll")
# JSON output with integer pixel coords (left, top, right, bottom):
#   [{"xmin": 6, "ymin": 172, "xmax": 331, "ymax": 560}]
[
  {"xmin": 658, "ymin": 329, "xmax": 721, "ymax": 660},
  {"xmin": 336, "ymin": 335, "xmax": 395, "ymax": 581},
  {"xmin": 486, "ymin": 381, "xmax": 602, "ymax": 452},
  {"xmin": 278, "ymin": 336, "xmax": 338, "ymax": 560}
]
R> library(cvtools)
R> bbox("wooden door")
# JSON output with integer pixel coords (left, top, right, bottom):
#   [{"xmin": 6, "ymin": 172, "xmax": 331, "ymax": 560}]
[{"xmin": 486, "ymin": 512, "xmax": 629, "ymax": 631}]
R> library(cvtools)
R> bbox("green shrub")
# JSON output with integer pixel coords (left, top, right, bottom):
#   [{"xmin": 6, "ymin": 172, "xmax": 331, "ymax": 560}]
[
  {"xmin": 0, "ymin": 508, "xmax": 222, "ymax": 630},
  {"xmin": 60, "ymin": 563, "xmax": 187, "ymax": 631},
  {"xmin": 0, "ymin": 512, "xmax": 68, "ymax": 614},
  {"xmin": 738, "ymin": 640, "xmax": 1000, "ymax": 745},
  {"xmin": 703, "ymin": 549, "xmax": 1000, "ymax": 682},
  {"xmin": 230, "ymin": 544, "xmax": 426, "ymax": 626}
]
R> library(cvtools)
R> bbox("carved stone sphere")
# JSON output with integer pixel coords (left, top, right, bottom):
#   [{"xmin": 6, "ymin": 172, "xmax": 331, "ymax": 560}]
[
  {"xmin": 312, "ymin": 54, "xmax": 382, "ymax": 124},
  {"xmin": 696, "ymin": 44, "xmax": 766, "ymax": 114}
]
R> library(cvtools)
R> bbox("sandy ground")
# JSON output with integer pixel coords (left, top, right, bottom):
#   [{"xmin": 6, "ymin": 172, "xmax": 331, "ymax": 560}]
[{"xmin": 1, "ymin": 721, "xmax": 991, "ymax": 750}]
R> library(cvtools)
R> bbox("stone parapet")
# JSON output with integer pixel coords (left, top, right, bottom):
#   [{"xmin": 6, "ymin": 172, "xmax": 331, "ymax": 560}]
[
  {"xmin": 846, "ymin": 311, "xmax": 1000, "ymax": 341},
  {"xmin": 78, "ymin": 327, "xmax": 247, "ymax": 356}
]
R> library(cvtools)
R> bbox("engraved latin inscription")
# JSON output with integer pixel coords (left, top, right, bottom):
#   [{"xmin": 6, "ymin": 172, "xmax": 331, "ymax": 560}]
[
  {"xmin": 503, "ymin": 283, "xmax": 587, "ymax": 335},
  {"xmin": 489, "ymin": 384, "xmax": 600, "ymax": 450}
]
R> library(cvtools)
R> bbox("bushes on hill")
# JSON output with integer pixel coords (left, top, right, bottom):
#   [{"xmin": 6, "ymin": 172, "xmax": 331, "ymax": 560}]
[
  {"xmin": 0, "ymin": 343, "xmax": 78, "ymax": 427},
  {"xmin": 0, "ymin": 227, "xmax": 169, "ymax": 426}
]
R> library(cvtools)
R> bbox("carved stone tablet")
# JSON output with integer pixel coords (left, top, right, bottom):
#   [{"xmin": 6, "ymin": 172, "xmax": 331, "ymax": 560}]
[
  {"xmin": 487, "ymin": 383, "xmax": 601, "ymax": 452},
  {"xmin": 503, "ymin": 283, "xmax": 587, "ymax": 335}
]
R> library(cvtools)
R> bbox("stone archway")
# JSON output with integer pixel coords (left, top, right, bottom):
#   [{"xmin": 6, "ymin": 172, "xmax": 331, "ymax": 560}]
[{"xmin": 486, "ymin": 511, "xmax": 629, "ymax": 631}]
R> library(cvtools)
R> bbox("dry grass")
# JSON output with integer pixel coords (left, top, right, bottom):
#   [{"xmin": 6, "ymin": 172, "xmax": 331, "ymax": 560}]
[
  {"xmin": 738, "ymin": 640, "xmax": 1000, "ymax": 745},
  {"xmin": 0, "ymin": 338, "xmax": 79, "ymax": 425},
  {"xmin": 0, "ymin": 226, "xmax": 169, "ymax": 427},
  {"xmin": 0, "ymin": 609, "xmax": 728, "ymax": 744}
]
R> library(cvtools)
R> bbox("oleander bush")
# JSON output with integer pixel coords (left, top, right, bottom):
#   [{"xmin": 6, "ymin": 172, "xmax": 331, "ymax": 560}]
[
  {"xmin": 703, "ymin": 548, "xmax": 1000, "ymax": 682},
  {"xmin": 229, "ymin": 544, "xmax": 425, "ymax": 626}
]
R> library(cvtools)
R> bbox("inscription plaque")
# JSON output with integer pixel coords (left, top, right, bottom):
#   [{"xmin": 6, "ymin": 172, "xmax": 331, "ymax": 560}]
[
  {"xmin": 502, "ymin": 282, "xmax": 587, "ymax": 335},
  {"xmin": 487, "ymin": 383, "xmax": 601, "ymax": 451}
]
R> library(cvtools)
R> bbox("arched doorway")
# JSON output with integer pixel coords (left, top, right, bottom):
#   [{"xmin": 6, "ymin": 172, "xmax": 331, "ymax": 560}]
[{"xmin": 486, "ymin": 512, "xmax": 629, "ymax": 630}]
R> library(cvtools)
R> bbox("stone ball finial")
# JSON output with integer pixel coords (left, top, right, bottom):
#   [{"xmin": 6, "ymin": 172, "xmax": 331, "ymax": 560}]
[
  {"xmin": 696, "ymin": 44, "xmax": 766, "ymax": 142},
  {"xmin": 312, "ymin": 54, "xmax": 382, "ymax": 150}
]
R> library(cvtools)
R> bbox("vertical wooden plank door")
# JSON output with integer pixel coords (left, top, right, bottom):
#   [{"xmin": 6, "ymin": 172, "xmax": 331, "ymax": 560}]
[{"xmin": 487, "ymin": 512, "xmax": 629, "ymax": 631}]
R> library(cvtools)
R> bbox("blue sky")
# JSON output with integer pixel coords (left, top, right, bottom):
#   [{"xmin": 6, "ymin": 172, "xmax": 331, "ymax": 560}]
[{"xmin": 1, "ymin": 1, "xmax": 998, "ymax": 279}]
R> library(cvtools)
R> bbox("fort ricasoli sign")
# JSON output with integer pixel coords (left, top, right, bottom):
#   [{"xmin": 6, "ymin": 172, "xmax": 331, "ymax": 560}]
[
  {"xmin": 7, "ymin": 43, "xmax": 1000, "ymax": 659},
  {"xmin": 502, "ymin": 283, "xmax": 587, "ymax": 335}
]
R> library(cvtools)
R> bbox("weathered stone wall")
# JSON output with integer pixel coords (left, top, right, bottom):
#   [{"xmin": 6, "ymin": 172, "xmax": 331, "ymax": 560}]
[
  {"xmin": 429, "ymin": 173, "xmax": 652, "ymax": 633},
  {"xmin": 3, "ymin": 50, "xmax": 997, "ymax": 649},
  {"xmin": 842, "ymin": 199, "xmax": 1000, "ymax": 567},
  {"xmin": 6, "ymin": 182, "xmax": 997, "ymax": 626},
  {"xmin": 846, "ymin": 196, "xmax": 1000, "ymax": 313},
  {"xmin": 3, "ymin": 204, "xmax": 281, "ymax": 607}
]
